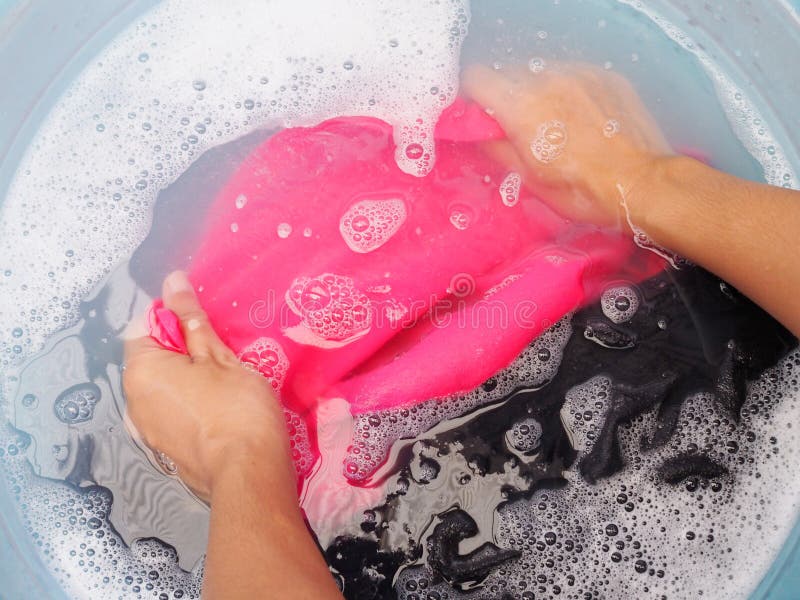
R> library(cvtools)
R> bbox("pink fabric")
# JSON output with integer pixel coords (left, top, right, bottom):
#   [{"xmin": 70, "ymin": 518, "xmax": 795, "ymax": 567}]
[
  {"xmin": 146, "ymin": 299, "xmax": 188, "ymax": 354},
  {"xmin": 146, "ymin": 99, "xmax": 664, "ymax": 467}
]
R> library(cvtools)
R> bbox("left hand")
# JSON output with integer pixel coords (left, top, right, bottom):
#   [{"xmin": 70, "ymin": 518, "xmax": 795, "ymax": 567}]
[{"xmin": 122, "ymin": 271, "xmax": 295, "ymax": 503}]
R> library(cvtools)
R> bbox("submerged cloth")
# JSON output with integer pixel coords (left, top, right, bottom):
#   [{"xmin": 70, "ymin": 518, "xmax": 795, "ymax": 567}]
[{"xmin": 147, "ymin": 99, "xmax": 663, "ymax": 424}]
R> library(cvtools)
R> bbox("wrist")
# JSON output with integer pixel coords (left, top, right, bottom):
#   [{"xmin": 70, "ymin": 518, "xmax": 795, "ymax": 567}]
[
  {"xmin": 623, "ymin": 154, "xmax": 720, "ymax": 251},
  {"xmin": 206, "ymin": 435, "xmax": 298, "ymax": 502}
]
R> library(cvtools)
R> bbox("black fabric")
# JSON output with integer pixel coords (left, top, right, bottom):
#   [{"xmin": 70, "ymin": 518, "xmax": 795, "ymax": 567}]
[{"xmin": 327, "ymin": 266, "xmax": 797, "ymax": 599}]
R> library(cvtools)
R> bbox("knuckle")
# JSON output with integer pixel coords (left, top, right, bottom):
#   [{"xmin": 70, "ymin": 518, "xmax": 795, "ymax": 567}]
[
  {"xmin": 216, "ymin": 348, "xmax": 242, "ymax": 367},
  {"xmin": 181, "ymin": 308, "xmax": 209, "ymax": 324}
]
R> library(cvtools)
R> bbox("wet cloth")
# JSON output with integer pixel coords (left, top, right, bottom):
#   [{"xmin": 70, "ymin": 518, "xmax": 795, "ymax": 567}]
[{"xmin": 147, "ymin": 98, "xmax": 663, "ymax": 442}]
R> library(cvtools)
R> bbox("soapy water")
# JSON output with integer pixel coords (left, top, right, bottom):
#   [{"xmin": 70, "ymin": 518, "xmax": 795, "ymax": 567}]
[{"xmin": 0, "ymin": 0, "xmax": 799, "ymax": 599}]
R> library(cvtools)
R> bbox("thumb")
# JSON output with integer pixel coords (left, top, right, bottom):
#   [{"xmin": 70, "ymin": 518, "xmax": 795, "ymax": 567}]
[{"xmin": 161, "ymin": 270, "xmax": 232, "ymax": 361}]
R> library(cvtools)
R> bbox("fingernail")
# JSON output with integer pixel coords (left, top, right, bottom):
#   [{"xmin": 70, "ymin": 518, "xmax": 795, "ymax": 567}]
[{"xmin": 164, "ymin": 271, "xmax": 193, "ymax": 295}]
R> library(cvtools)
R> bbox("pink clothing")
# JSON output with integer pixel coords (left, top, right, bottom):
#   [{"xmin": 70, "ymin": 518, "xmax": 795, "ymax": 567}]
[{"xmin": 147, "ymin": 99, "xmax": 663, "ymax": 476}]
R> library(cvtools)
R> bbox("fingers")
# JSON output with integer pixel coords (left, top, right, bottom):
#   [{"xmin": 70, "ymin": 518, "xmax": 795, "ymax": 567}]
[
  {"xmin": 162, "ymin": 270, "xmax": 233, "ymax": 361},
  {"xmin": 613, "ymin": 84, "xmax": 673, "ymax": 152}
]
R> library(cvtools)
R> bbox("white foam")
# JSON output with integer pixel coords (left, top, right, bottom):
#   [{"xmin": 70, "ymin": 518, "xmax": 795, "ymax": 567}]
[
  {"xmin": 0, "ymin": 0, "xmax": 469, "ymax": 375},
  {"xmin": 238, "ymin": 337, "xmax": 290, "ymax": 393},
  {"xmin": 285, "ymin": 273, "xmax": 372, "ymax": 343},
  {"xmin": 600, "ymin": 284, "xmax": 640, "ymax": 324},
  {"xmin": 339, "ymin": 197, "xmax": 407, "ymax": 254},
  {"xmin": 0, "ymin": 447, "xmax": 203, "ymax": 599},
  {"xmin": 530, "ymin": 120, "xmax": 568, "ymax": 164},
  {"xmin": 498, "ymin": 172, "xmax": 522, "ymax": 207}
]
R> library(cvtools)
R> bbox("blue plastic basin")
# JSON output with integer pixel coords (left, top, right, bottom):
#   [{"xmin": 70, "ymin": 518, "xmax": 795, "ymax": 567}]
[{"xmin": 1, "ymin": 1, "xmax": 798, "ymax": 598}]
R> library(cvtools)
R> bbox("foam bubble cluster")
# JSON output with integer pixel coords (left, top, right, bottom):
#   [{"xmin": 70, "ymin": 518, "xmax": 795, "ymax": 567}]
[
  {"xmin": 560, "ymin": 375, "xmax": 612, "ymax": 453},
  {"xmin": 0, "ymin": 0, "xmax": 469, "ymax": 374},
  {"xmin": 530, "ymin": 120, "xmax": 568, "ymax": 164},
  {"xmin": 285, "ymin": 409, "xmax": 314, "ymax": 476},
  {"xmin": 498, "ymin": 172, "xmax": 522, "ymax": 207},
  {"xmin": 53, "ymin": 384, "xmax": 101, "ymax": 425},
  {"xmin": 600, "ymin": 284, "xmax": 640, "ymax": 324},
  {"xmin": 505, "ymin": 417, "xmax": 543, "ymax": 453},
  {"xmin": 339, "ymin": 198, "xmax": 407, "ymax": 254},
  {"xmin": 285, "ymin": 273, "xmax": 373, "ymax": 343},
  {"xmin": 238, "ymin": 337, "xmax": 290, "ymax": 392}
]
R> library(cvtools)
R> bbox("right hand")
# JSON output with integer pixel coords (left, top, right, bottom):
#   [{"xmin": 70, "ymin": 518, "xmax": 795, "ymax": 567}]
[{"xmin": 461, "ymin": 62, "xmax": 673, "ymax": 228}]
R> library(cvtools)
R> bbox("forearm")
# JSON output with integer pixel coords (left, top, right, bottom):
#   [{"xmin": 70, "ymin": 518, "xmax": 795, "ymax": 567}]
[
  {"xmin": 203, "ymin": 443, "xmax": 342, "ymax": 600},
  {"xmin": 629, "ymin": 156, "xmax": 800, "ymax": 338}
]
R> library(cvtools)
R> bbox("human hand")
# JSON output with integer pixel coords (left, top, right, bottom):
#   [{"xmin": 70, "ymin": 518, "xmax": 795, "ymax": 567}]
[
  {"xmin": 122, "ymin": 271, "xmax": 295, "ymax": 503},
  {"xmin": 461, "ymin": 62, "xmax": 673, "ymax": 227}
]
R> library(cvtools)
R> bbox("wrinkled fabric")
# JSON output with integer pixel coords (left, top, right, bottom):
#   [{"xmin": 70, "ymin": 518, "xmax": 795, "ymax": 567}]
[{"xmin": 147, "ymin": 98, "xmax": 663, "ymax": 434}]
